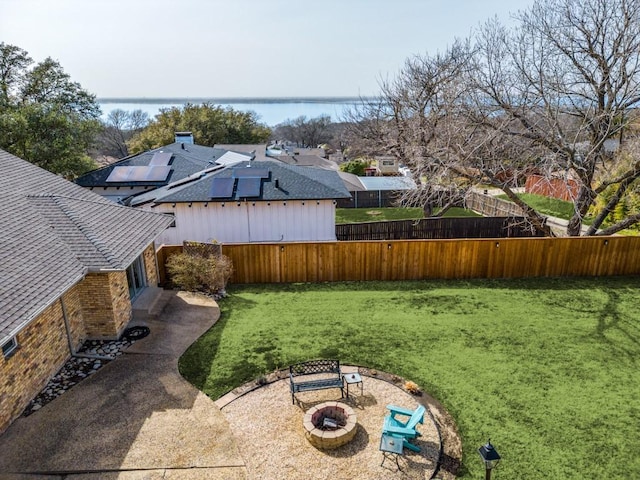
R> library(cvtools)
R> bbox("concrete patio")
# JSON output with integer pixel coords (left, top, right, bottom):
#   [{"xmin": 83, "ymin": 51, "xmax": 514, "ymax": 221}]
[{"xmin": 0, "ymin": 291, "xmax": 247, "ymax": 480}]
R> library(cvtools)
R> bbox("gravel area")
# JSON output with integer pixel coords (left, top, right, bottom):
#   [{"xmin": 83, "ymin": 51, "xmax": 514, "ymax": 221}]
[
  {"xmin": 222, "ymin": 376, "xmax": 440, "ymax": 479},
  {"xmin": 22, "ymin": 327, "xmax": 150, "ymax": 416}
]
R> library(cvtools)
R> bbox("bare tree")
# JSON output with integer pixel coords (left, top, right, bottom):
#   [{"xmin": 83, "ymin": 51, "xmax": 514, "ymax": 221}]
[
  {"xmin": 347, "ymin": 0, "xmax": 640, "ymax": 236},
  {"xmin": 273, "ymin": 115, "xmax": 333, "ymax": 148},
  {"xmin": 99, "ymin": 108, "xmax": 149, "ymax": 157}
]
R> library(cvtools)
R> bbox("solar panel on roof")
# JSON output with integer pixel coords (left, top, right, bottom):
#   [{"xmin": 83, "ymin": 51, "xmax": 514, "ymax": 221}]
[
  {"xmin": 236, "ymin": 177, "xmax": 262, "ymax": 197},
  {"xmin": 233, "ymin": 168, "xmax": 269, "ymax": 179},
  {"xmin": 209, "ymin": 177, "xmax": 235, "ymax": 198},
  {"xmin": 149, "ymin": 152, "xmax": 173, "ymax": 166},
  {"xmin": 106, "ymin": 166, "xmax": 133, "ymax": 182},
  {"xmin": 124, "ymin": 167, "xmax": 149, "ymax": 181},
  {"xmin": 145, "ymin": 166, "xmax": 172, "ymax": 181}
]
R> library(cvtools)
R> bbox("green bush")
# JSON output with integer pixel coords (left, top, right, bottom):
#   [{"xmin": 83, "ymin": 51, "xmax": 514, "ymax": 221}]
[
  {"xmin": 166, "ymin": 250, "xmax": 233, "ymax": 294},
  {"xmin": 339, "ymin": 159, "xmax": 369, "ymax": 176}
]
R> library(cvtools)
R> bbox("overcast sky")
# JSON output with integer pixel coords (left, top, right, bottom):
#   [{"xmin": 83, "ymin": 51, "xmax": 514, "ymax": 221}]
[{"xmin": 1, "ymin": 0, "xmax": 534, "ymax": 98}]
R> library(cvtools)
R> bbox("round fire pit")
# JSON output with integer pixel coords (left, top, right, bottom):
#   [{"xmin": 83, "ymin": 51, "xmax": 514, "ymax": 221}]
[{"xmin": 303, "ymin": 401, "xmax": 357, "ymax": 449}]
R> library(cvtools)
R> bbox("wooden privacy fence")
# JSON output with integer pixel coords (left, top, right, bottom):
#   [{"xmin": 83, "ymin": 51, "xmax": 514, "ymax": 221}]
[
  {"xmin": 157, "ymin": 236, "xmax": 640, "ymax": 285},
  {"xmin": 336, "ymin": 217, "xmax": 543, "ymax": 241},
  {"xmin": 466, "ymin": 191, "xmax": 524, "ymax": 217}
]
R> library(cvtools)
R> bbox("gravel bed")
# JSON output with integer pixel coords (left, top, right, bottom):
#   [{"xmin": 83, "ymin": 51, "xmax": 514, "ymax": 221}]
[
  {"xmin": 222, "ymin": 377, "xmax": 440, "ymax": 479},
  {"xmin": 22, "ymin": 327, "xmax": 149, "ymax": 416}
]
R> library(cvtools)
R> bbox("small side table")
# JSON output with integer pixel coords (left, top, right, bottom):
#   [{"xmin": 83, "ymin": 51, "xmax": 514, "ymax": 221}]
[
  {"xmin": 342, "ymin": 373, "xmax": 363, "ymax": 397},
  {"xmin": 379, "ymin": 433, "xmax": 403, "ymax": 470}
]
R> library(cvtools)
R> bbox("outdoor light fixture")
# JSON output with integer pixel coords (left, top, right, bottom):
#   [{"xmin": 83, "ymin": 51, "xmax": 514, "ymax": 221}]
[{"xmin": 478, "ymin": 439, "xmax": 501, "ymax": 480}]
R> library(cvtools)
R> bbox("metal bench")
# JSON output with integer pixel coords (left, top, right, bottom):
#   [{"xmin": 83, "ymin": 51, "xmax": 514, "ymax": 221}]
[{"xmin": 289, "ymin": 359, "xmax": 344, "ymax": 404}]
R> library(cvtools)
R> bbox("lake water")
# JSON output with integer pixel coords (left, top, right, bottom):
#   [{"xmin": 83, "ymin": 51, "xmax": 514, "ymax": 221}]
[{"xmin": 98, "ymin": 97, "xmax": 365, "ymax": 127}]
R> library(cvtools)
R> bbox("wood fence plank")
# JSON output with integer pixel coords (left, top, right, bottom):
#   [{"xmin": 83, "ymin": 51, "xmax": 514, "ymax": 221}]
[{"xmin": 160, "ymin": 236, "xmax": 640, "ymax": 285}]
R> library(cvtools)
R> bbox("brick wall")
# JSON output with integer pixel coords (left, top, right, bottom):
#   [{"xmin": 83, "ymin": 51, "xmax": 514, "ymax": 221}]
[
  {"xmin": 0, "ymin": 299, "xmax": 71, "ymax": 434},
  {"xmin": 76, "ymin": 271, "xmax": 131, "ymax": 339},
  {"xmin": 62, "ymin": 285, "xmax": 86, "ymax": 351},
  {"xmin": 142, "ymin": 243, "xmax": 159, "ymax": 286}
]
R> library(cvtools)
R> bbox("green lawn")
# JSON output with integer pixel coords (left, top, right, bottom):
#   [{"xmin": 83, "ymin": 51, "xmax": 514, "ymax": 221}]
[
  {"xmin": 336, "ymin": 207, "xmax": 479, "ymax": 224},
  {"xmin": 179, "ymin": 278, "xmax": 640, "ymax": 479},
  {"xmin": 497, "ymin": 193, "xmax": 591, "ymax": 223}
]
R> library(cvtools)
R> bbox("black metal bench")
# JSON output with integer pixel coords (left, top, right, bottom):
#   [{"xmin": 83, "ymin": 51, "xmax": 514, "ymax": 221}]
[{"xmin": 289, "ymin": 359, "xmax": 344, "ymax": 404}]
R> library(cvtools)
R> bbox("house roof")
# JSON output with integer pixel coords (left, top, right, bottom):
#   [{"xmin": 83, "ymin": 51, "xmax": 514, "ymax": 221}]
[
  {"xmin": 337, "ymin": 171, "xmax": 366, "ymax": 192},
  {"xmin": 358, "ymin": 176, "xmax": 417, "ymax": 191},
  {"xmin": 215, "ymin": 144, "xmax": 270, "ymax": 161},
  {"xmin": 130, "ymin": 160, "xmax": 350, "ymax": 205},
  {"xmin": 271, "ymin": 154, "xmax": 339, "ymax": 171},
  {"xmin": 75, "ymin": 143, "xmax": 248, "ymax": 188},
  {"xmin": 0, "ymin": 149, "xmax": 174, "ymax": 344}
]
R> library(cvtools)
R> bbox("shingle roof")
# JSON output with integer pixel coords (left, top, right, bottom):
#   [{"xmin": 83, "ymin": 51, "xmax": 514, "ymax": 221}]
[
  {"xmin": 272, "ymin": 154, "xmax": 339, "ymax": 171},
  {"xmin": 0, "ymin": 149, "xmax": 174, "ymax": 344},
  {"xmin": 75, "ymin": 143, "xmax": 236, "ymax": 187},
  {"xmin": 130, "ymin": 161, "xmax": 350, "ymax": 205}
]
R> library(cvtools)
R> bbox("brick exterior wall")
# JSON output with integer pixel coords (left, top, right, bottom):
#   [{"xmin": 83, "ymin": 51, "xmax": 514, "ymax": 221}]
[
  {"xmin": 76, "ymin": 271, "xmax": 131, "ymax": 339},
  {"xmin": 143, "ymin": 243, "xmax": 159, "ymax": 286},
  {"xmin": 0, "ymin": 245, "xmax": 162, "ymax": 434},
  {"xmin": 0, "ymin": 300, "xmax": 71, "ymax": 434},
  {"xmin": 62, "ymin": 285, "xmax": 86, "ymax": 351}
]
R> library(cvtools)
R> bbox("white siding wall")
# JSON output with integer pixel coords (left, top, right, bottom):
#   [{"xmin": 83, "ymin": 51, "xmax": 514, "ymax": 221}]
[{"xmin": 147, "ymin": 200, "xmax": 337, "ymax": 245}]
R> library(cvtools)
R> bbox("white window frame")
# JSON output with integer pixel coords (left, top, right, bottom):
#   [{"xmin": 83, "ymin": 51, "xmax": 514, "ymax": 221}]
[{"xmin": 2, "ymin": 336, "xmax": 18, "ymax": 358}]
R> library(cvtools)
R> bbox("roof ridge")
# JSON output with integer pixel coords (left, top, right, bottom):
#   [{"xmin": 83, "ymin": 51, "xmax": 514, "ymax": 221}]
[{"xmin": 49, "ymin": 197, "xmax": 122, "ymax": 268}]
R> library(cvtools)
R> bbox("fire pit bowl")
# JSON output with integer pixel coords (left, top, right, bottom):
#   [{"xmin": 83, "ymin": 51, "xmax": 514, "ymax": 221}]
[{"xmin": 303, "ymin": 401, "xmax": 357, "ymax": 449}]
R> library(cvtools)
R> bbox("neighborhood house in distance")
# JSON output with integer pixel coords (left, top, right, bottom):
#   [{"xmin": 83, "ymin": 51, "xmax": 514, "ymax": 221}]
[
  {"xmin": 0, "ymin": 149, "xmax": 174, "ymax": 435},
  {"xmin": 76, "ymin": 134, "xmax": 352, "ymax": 244}
]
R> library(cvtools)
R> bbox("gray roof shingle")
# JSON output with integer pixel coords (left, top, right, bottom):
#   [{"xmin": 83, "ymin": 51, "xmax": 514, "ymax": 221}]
[
  {"xmin": 130, "ymin": 161, "xmax": 351, "ymax": 205},
  {"xmin": 0, "ymin": 149, "xmax": 174, "ymax": 344},
  {"xmin": 75, "ymin": 143, "xmax": 234, "ymax": 187}
]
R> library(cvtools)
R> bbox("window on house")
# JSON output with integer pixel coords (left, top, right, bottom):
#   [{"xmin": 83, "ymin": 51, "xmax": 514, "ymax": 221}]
[
  {"xmin": 2, "ymin": 336, "xmax": 18, "ymax": 358},
  {"xmin": 382, "ymin": 160, "xmax": 395, "ymax": 166}
]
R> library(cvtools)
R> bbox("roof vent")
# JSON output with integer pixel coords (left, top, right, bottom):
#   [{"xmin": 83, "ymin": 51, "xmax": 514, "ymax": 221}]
[{"xmin": 175, "ymin": 132, "xmax": 194, "ymax": 144}]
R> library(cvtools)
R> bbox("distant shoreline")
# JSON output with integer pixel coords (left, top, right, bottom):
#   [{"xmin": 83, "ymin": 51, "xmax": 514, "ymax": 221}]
[{"xmin": 97, "ymin": 96, "xmax": 373, "ymax": 104}]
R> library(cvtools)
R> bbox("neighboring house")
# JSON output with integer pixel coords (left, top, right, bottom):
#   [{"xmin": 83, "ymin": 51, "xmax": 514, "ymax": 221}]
[
  {"xmin": 76, "ymin": 141, "xmax": 251, "ymax": 203},
  {"xmin": 130, "ymin": 161, "xmax": 351, "ymax": 244},
  {"xmin": 0, "ymin": 149, "xmax": 173, "ymax": 434},
  {"xmin": 374, "ymin": 156, "xmax": 400, "ymax": 175}
]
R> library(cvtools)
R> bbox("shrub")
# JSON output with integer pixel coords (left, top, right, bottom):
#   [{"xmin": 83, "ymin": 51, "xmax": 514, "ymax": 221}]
[{"xmin": 166, "ymin": 249, "xmax": 233, "ymax": 295}]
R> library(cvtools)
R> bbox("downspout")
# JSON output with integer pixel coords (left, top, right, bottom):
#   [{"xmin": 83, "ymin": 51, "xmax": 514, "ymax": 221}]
[{"xmin": 60, "ymin": 297, "xmax": 111, "ymax": 361}]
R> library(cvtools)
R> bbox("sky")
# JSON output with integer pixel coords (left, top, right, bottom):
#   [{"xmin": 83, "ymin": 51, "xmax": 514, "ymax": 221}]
[{"xmin": 1, "ymin": 0, "xmax": 534, "ymax": 99}]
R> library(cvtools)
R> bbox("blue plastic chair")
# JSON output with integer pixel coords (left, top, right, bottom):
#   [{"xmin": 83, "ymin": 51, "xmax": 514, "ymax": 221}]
[{"xmin": 382, "ymin": 404, "xmax": 426, "ymax": 452}]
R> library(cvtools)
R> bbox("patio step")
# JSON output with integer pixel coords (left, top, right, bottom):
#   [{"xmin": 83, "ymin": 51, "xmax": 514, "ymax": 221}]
[{"xmin": 132, "ymin": 287, "xmax": 173, "ymax": 321}]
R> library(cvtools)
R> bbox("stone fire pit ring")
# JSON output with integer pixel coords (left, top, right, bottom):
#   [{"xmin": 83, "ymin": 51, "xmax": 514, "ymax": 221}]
[{"xmin": 303, "ymin": 401, "xmax": 357, "ymax": 450}]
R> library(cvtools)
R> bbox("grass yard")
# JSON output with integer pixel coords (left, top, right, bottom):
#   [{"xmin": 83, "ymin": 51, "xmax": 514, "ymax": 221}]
[
  {"xmin": 497, "ymin": 193, "xmax": 592, "ymax": 224},
  {"xmin": 179, "ymin": 277, "xmax": 640, "ymax": 479},
  {"xmin": 336, "ymin": 207, "xmax": 479, "ymax": 224}
]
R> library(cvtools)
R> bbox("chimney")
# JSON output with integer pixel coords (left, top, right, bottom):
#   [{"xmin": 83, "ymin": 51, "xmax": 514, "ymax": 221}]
[{"xmin": 174, "ymin": 132, "xmax": 194, "ymax": 144}]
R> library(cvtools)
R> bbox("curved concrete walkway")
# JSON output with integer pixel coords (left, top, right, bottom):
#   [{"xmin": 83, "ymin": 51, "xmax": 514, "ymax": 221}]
[{"xmin": 0, "ymin": 292, "xmax": 247, "ymax": 480}]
